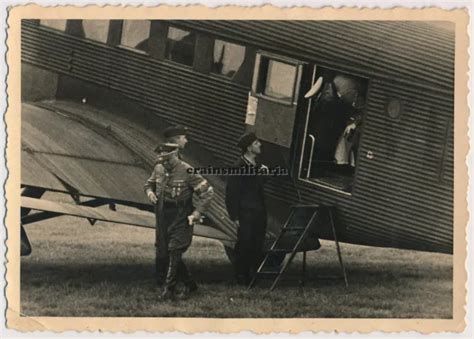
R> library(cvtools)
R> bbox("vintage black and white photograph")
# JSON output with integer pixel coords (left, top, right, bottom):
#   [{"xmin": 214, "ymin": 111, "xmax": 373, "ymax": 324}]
[{"xmin": 5, "ymin": 4, "xmax": 468, "ymax": 334}]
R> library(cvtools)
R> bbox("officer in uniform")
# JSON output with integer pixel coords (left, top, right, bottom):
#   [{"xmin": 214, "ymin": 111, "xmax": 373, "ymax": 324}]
[
  {"xmin": 144, "ymin": 143, "xmax": 214, "ymax": 299},
  {"xmin": 154, "ymin": 125, "xmax": 189, "ymax": 284},
  {"xmin": 225, "ymin": 132, "xmax": 268, "ymax": 285}
]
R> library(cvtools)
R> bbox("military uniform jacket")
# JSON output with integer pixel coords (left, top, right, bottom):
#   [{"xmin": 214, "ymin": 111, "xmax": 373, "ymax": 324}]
[
  {"xmin": 144, "ymin": 159, "xmax": 213, "ymax": 214},
  {"xmin": 144, "ymin": 159, "xmax": 213, "ymax": 252}
]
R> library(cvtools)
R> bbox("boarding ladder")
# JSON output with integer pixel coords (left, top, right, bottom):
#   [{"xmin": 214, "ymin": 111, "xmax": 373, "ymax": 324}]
[{"xmin": 248, "ymin": 205, "xmax": 348, "ymax": 291}]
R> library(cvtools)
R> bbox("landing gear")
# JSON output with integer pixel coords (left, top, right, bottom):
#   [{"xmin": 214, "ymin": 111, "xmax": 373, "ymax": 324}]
[
  {"xmin": 20, "ymin": 186, "xmax": 46, "ymax": 256},
  {"xmin": 224, "ymin": 245, "xmax": 236, "ymax": 266},
  {"xmin": 20, "ymin": 223, "xmax": 32, "ymax": 256}
]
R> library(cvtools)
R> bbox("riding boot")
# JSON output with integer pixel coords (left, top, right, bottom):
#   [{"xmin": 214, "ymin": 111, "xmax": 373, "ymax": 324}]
[
  {"xmin": 161, "ymin": 250, "xmax": 181, "ymax": 300},
  {"xmin": 156, "ymin": 255, "xmax": 169, "ymax": 286},
  {"xmin": 178, "ymin": 261, "xmax": 198, "ymax": 295}
]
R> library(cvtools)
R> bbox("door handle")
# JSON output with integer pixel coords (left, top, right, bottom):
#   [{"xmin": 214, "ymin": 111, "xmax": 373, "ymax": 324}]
[{"xmin": 306, "ymin": 134, "xmax": 315, "ymax": 179}]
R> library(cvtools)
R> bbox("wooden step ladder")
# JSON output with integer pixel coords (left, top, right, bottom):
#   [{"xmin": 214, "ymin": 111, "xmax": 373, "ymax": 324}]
[{"xmin": 248, "ymin": 205, "xmax": 348, "ymax": 291}]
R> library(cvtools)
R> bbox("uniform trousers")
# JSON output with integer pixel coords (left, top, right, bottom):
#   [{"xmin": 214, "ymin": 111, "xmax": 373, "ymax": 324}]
[
  {"xmin": 156, "ymin": 199, "xmax": 195, "ymax": 289},
  {"xmin": 235, "ymin": 207, "xmax": 267, "ymax": 281}
]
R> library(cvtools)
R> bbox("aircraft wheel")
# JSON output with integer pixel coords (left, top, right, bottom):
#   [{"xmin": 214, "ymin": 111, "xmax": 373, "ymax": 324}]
[
  {"xmin": 20, "ymin": 223, "xmax": 32, "ymax": 256},
  {"xmin": 223, "ymin": 245, "xmax": 236, "ymax": 266}
]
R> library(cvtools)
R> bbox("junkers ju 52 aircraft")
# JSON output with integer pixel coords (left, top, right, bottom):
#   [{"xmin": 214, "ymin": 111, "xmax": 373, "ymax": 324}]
[{"xmin": 20, "ymin": 20, "xmax": 454, "ymax": 271}]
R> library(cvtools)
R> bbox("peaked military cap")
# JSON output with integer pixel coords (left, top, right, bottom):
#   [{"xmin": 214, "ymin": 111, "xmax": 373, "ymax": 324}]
[
  {"xmin": 154, "ymin": 143, "xmax": 179, "ymax": 160},
  {"xmin": 237, "ymin": 132, "xmax": 258, "ymax": 152},
  {"xmin": 163, "ymin": 125, "xmax": 188, "ymax": 139}
]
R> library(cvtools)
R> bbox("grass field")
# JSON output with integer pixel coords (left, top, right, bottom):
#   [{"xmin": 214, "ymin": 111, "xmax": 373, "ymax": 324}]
[{"xmin": 20, "ymin": 195, "xmax": 453, "ymax": 318}]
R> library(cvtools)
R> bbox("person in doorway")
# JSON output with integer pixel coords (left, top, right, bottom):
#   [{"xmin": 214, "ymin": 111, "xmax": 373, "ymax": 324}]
[
  {"xmin": 144, "ymin": 143, "xmax": 214, "ymax": 300},
  {"xmin": 225, "ymin": 132, "xmax": 268, "ymax": 286},
  {"xmin": 334, "ymin": 110, "xmax": 363, "ymax": 170},
  {"xmin": 305, "ymin": 73, "xmax": 365, "ymax": 176}
]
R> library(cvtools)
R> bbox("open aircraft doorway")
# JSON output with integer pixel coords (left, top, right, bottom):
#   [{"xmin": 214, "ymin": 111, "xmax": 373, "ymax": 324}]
[{"xmin": 299, "ymin": 66, "xmax": 369, "ymax": 193}]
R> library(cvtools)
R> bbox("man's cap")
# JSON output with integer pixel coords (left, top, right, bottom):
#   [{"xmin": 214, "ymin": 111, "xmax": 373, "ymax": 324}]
[
  {"xmin": 332, "ymin": 74, "xmax": 361, "ymax": 106},
  {"xmin": 237, "ymin": 132, "xmax": 258, "ymax": 152},
  {"xmin": 154, "ymin": 143, "xmax": 179, "ymax": 160},
  {"xmin": 163, "ymin": 125, "xmax": 188, "ymax": 139}
]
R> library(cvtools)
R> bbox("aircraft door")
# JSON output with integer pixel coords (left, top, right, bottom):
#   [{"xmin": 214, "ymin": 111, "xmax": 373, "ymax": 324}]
[{"xmin": 246, "ymin": 52, "xmax": 308, "ymax": 149}]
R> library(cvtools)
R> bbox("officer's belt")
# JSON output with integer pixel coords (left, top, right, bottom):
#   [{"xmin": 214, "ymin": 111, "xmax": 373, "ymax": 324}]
[{"xmin": 163, "ymin": 198, "xmax": 192, "ymax": 208}]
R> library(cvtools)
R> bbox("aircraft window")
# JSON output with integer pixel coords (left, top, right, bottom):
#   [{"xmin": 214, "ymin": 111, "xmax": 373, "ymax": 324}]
[
  {"xmin": 263, "ymin": 59, "xmax": 297, "ymax": 101},
  {"xmin": 386, "ymin": 98, "xmax": 403, "ymax": 119},
  {"xmin": 39, "ymin": 20, "xmax": 67, "ymax": 32},
  {"xmin": 83, "ymin": 20, "xmax": 109, "ymax": 43},
  {"xmin": 211, "ymin": 39, "xmax": 246, "ymax": 78},
  {"xmin": 165, "ymin": 26, "xmax": 196, "ymax": 67},
  {"xmin": 120, "ymin": 20, "xmax": 151, "ymax": 53},
  {"xmin": 300, "ymin": 68, "xmax": 368, "ymax": 193}
]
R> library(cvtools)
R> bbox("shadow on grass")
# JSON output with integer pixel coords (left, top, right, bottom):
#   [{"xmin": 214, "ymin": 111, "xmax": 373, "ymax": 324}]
[
  {"xmin": 22, "ymin": 253, "xmax": 451, "ymax": 290},
  {"xmin": 20, "ymin": 235, "xmax": 453, "ymax": 318},
  {"xmin": 22, "ymin": 258, "xmax": 234, "ymax": 286}
]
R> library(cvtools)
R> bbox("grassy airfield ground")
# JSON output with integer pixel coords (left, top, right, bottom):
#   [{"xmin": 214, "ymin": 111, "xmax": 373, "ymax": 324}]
[{"xmin": 21, "ymin": 195, "xmax": 452, "ymax": 318}]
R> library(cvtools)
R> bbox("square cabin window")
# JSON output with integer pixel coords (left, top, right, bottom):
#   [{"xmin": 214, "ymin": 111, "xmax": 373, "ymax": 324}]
[
  {"xmin": 263, "ymin": 59, "xmax": 297, "ymax": 101},
  {"xmin": 165, "ymin": 27, "xmax": 196, "ymax": 67},
  {"xmin": 212, "ymin": 39, "xmax": 246, "ymax": 79},
  {"xmin": 120, "ymin": 20, "xmax": 151, "ymax": 53},
  {"xmin": 39, "ymin": 20, "xmax": 67, "ymax": 32},
  {"xmin": 82, "ymin": 20, "xmax": 109, "ymax": 43}
]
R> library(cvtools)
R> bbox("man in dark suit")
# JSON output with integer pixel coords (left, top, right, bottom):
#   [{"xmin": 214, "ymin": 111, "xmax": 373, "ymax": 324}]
[{"xmin": 225, "ymin": 132, "xmax": 267, "ymax": 285}]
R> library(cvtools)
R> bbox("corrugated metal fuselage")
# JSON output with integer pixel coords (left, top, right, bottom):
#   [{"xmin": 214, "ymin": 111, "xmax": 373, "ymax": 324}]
[{"xmin": 21, "ymin": 20, "xmax": 454, "ymax": 253}]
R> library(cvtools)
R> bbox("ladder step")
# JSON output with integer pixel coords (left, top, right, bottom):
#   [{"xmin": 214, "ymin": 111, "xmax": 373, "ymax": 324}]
[
  {"xmin": 268, "ymin": 248, "xmax": 291, "ymax": 253},
  {"xmin": 257, "ymin": 270, "xmax": 280, "ymax": 275},
  {"xmin": 284, "ymin": 227, "xmax": 307, "ymax": 231}
]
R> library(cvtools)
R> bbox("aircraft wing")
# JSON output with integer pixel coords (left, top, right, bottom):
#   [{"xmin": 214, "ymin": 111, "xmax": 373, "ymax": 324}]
[
  {"xmin": 21, "ymin": 102, "xmax": 235, "ymax": 245},
  {"xmin": 22, "ymin": 196, "xmax": 232, "ymax": 242},
  {"xmin": 22, "ymin": 102, "xmax": 150, "ymax": 205}
]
